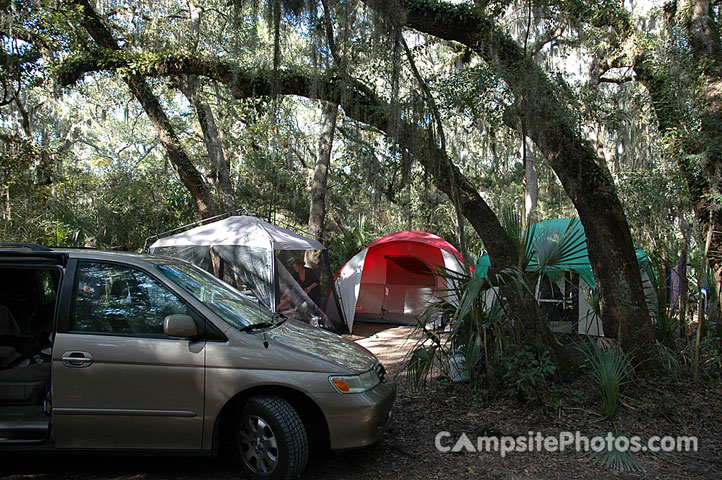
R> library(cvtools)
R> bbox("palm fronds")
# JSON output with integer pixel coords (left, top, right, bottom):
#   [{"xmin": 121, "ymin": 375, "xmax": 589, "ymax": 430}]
[
  {"xmin": 586, "ymin": 432, "xmax": 644, "ymax": 472},
  {"xmin": 527, "ymin": 218, "xmax": 587, "ymax": 278},
  {"xmin": 578, "ymin": 338, "xmax": 635, "ymax": 418}
]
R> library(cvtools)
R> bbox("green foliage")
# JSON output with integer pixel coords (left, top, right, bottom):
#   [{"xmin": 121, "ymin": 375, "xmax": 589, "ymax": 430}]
[
  {"xmin": 655, "ymin": 341, "xmax": 682, "ymax": 378},
  {"xmin": 402, "ymin": 266, "xmax": 519, "ymax": 392},
  {"xmin": 586, "ymin": 431, "xmax": 644, "ymax": 472},
  {"xmin": 578, "ymin": 339, "xmax": 635, "ymax": 418},
  {"xmin": 526, "ymin": 218, "xmax": 586, "ymax": 279},
  {"xmin": 406, "ymin": 342, "xmax": 439, "ymax": 390},
  {"xmin": 500, "ymin": 344, "xmax": 556, "ymax": 402},
  {"xmin": 401, "ymin": 262, "xmax": 563, "ymax": 403},
  {"xmin": 644, "ymin": 254, "xmax": 678, "ymax": 347},
  {"xmin": 437, "ymin": 62, "xmax": 512, "ymax": 125},
  {"xmin": 459, "ymin": 328, "xmax": 484, "ymax": 386},
  {"xmin": 500, "ymin": 205, "xmax": 524, "ymax": 260},
  {"xmin": 680, "ymin": 337, "xmax": 722, "ymax": 379},
  {"xmin": 326, "ymin": 217, "xmax": 376, "ymax": 273}
]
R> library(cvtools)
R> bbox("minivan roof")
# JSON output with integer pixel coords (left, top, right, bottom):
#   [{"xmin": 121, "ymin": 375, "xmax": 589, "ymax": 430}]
[
  {"xmin": 52, "ymin": 248, "xmax": 183, "ymax": 266},
  {"xmin": 0, "ymin": 243, "xmax": 69, "ymax": 265},
  {"xmin": 0, "ymin": 244, "xmax": 180, "ymax": 267}
]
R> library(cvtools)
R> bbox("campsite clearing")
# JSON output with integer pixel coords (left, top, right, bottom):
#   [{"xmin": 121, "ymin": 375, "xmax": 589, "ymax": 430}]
[
  {"xmin": 1, "ymin": 325, "xmax": 721, "ymax": 479},
  {"xmin": 315, "ymin": 325, "xmax": 722, "ymax": 479}
]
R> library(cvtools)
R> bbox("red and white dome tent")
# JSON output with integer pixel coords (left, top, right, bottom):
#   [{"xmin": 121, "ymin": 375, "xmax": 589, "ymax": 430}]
[{"xmin": 334, "ymin": 230, "xmax": 469, "ymax": 333}]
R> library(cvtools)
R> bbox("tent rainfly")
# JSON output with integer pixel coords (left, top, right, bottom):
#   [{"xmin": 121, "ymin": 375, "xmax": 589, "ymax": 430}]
[
  {"xmin": 149, "ymin": 215, "xmax": 346, "ymax": 332},
  {"xmin": 474, "ymin": 218, "xmax": 657, "ymax": 336},
  {"xmin": 335, "ymin": 230, "xmax": 467, "ymax": 332}
]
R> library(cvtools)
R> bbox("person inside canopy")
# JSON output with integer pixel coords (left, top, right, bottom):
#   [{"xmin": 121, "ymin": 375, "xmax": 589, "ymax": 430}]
[{"xmin": 276, "ymin": 259, "xmax": 320, "ymax": 311}]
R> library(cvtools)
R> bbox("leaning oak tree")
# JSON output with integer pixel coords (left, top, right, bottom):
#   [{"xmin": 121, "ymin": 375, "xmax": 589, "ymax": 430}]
[
  {"xmin": 357, "ymin": 0, "xmax": 655, "ymax": 356},
  {"xmin": 57, "ymin": 0, "xmax": 654, "ymax": 361},
  {"xmin": 69, "ymin": 0, "xmax": 219, "ymax": 219}
]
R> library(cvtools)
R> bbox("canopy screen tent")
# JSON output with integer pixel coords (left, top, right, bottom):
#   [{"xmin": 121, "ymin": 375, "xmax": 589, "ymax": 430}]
[
  {"xmin": 474, "ymin": 218, "xmax": 656, "ymax": 336},
  {"xmin": 149, "ymin": 215, "xmax": 346, "ymax": 332},
  {"xmin": 335, "ymin": 230, "xmax": 467, "ymax": 332}
]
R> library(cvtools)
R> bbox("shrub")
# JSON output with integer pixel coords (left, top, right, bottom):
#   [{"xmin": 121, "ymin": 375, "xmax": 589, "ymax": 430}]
[
  {"xmin": 500, "ymin": 344, "xmax": 556, "ymax": 402},
  {"xmin": 578, "ymin": 339, "xmax": 634, "ymax": 418}
]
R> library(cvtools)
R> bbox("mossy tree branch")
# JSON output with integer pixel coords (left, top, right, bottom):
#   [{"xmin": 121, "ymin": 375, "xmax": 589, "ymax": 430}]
[
  {"xmin": 358, "ymin": 0, "xmax": 654, "ymax": 355},
  {"xmin": 57, "ymin": 49, "xmax": 521, "ymax": 270},
  {"xmin": 67, "ymin": 0, "xmax": 218, "ymax": 219}
]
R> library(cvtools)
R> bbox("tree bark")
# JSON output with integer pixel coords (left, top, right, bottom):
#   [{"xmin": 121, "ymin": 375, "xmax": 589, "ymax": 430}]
[
  {"xmin": 357, "ymin": 0, "xmax": 653, "ymax": 355},
  {"xmin": 177, "ymin": 78, "xmax": 237, "ymax": 213},
  {"xmin": 71, "ymin": 0, "xmax": 218, "ymax": 219},
  {"xmin": 308, "ymin": 101, "xmax": 338, "ymax": 242},
  {"xmin": 522, "ymin": 136, "xmax": 538, "ymax": 226},
  {"xmin": 59, "ymin": 52, "xmax": 576, "ymax": 370}
]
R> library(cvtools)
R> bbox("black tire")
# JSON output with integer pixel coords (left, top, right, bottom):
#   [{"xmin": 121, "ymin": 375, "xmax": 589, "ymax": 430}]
[{"xmin": 232, "ymin": 395, "xmax": 309, "ymax": 480}]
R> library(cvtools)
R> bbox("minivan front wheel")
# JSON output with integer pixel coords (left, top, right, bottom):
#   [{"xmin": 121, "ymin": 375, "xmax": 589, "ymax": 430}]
[{"xmin": 234, "ymin": 396, "xmax": 308, "ymax": 480}]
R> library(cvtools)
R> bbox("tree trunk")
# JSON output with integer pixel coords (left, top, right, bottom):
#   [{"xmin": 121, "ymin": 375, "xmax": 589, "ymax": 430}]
[
  {"xmin": 72, "ymin": 0, "xmax": 218, "ymax": 219},
  {"xmin": 359, "ymin": 0, "xmax": 654, "ymax": 356},
  {"xmin": 178, "ymin": 78, "xmax": 237, "ymax": 213},
  {"xmin": 308, "ymin": 101, "xmax": 338, "ymax": 242},
  {"xmin": 515, "ymin": 75, "xmax": 653, "ymax": 353},
  {"xmin": 522, "ymin": 136, "xmax": 538, "ymax": 226},
  {"xmin": 59, "ymin": 52, "xmax": 571, "ymax": 371},
  {"xmin": 122, "ymin": 79, "xmax": 218, "ymax": 219}
]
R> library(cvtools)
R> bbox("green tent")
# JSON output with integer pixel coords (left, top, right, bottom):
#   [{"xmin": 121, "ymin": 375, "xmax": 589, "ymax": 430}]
[
  {"xmin": 474, "ymin": 218, "xmax": 655, "ymax": 336},
  {"xmin": 474, "ymin": 218, "xmax": 653, "ymax": 288}
]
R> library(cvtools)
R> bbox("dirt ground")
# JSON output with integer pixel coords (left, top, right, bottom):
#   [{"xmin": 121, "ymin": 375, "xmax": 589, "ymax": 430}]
[
  {"xmin": 325, "ymin": 324, "xmax": 722, "ymax": 479},
  {"xmin": 2, "ymin": 324, "xmax": 722, "ymax": 479}
]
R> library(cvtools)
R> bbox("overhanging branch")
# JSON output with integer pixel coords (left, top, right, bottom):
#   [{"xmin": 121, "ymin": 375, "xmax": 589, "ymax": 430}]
[{"xmin": 56, "ymin": 48, "xmax": 518, "ymax": 267}]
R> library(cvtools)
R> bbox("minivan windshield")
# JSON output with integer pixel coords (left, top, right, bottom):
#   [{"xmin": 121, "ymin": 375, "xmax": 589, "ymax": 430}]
[{"xmin": 157, "ymin": 262, "xmax": 277, "ymax": 329}]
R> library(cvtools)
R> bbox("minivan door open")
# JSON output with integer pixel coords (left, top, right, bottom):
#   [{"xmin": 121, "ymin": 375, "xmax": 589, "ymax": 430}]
[
  {"xmin": 52, "ymin": 260, "xmax": 205, "ymax": 450},
  {"xmin": 0, "ymin": 254, "xmax": 65, "ymax": 444}
]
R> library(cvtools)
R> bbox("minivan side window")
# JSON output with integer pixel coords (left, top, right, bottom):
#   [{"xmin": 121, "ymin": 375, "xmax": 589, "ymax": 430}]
[{"xmin": 70, "ymin": 261, "xmax": 189, "ymax": 336}]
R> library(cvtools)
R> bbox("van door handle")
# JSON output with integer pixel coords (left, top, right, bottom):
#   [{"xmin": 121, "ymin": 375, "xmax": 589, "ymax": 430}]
[{"xmin": 61, "ymin": 351, "xmax": 94, "ymax": 367}]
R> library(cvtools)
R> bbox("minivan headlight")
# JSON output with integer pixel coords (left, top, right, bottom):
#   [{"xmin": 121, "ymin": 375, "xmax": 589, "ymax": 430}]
[{"xmin": 329, "ymin": 370, "xmax": 380, "ymax": 394}]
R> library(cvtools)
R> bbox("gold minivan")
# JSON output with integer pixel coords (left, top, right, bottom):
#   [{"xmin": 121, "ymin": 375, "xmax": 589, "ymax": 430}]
[{"xmin": 0, "ymin": 244, "xmax": 395, "ymax": 480}]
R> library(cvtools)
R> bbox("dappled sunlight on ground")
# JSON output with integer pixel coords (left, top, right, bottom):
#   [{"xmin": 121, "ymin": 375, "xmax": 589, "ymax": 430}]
[{"xmin": 346, "ymin": 324, "xmax": 422, "ymax": 375}]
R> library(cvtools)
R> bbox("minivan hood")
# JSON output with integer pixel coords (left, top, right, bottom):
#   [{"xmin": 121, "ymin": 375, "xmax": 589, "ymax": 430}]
[{"xmin": 267, "ymin": 320, "xmax": 376, "ymax": 373}]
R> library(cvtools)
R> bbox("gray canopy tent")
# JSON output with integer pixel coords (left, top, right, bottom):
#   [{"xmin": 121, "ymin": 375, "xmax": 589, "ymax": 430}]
[{"xmin": 148, "ymin": 215, "xmax": 347, "ymax": 333}]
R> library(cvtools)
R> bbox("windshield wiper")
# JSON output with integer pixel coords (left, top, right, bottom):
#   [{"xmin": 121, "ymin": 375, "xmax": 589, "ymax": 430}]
[
  {"xmin": 238, "ymin": 322, "xmax": 276, "ymax": 333},
  {"xmin": 239, "ymin": 312, "xmax": 287, "ymax": 333}
]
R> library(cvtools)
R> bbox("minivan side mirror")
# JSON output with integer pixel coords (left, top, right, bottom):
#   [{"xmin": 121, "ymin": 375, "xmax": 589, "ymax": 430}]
[{"xmin": 164, "ymin": 314, "xmax": 198, "ymax": 339}]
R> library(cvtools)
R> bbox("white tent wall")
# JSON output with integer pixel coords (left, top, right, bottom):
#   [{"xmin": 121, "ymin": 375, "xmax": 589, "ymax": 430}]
[
  {"xmin": 149, "ymin": 216, "xmax": 347, "ymax": 332},
  {"xmin": 641, "ymin": 270, "xmax": 658, "ymax": 325},
  {"xmin": 353, "ymin": 255, "xmax": 438, "ymax": 323},
  {"xmin": 150, "ymin": 245, "xmax": 214, "ymax": 271},
  {"xmin": 274, "ymin": 256, "xmax": 330, "ymax": 325},
  {"xmin": 211, "ymin": 244, "xmax": 275, "ymax": 309},
  {"xmin": 576, "ymin": 269, "xmax": 657, "ymax": 337},
  {"xmin": 335, "ymin": 249, "xmax": 368, "ymax": 332},
  {"xmin": 440, "ymin": 249, "xmax": 464, "ymax": 308}
]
